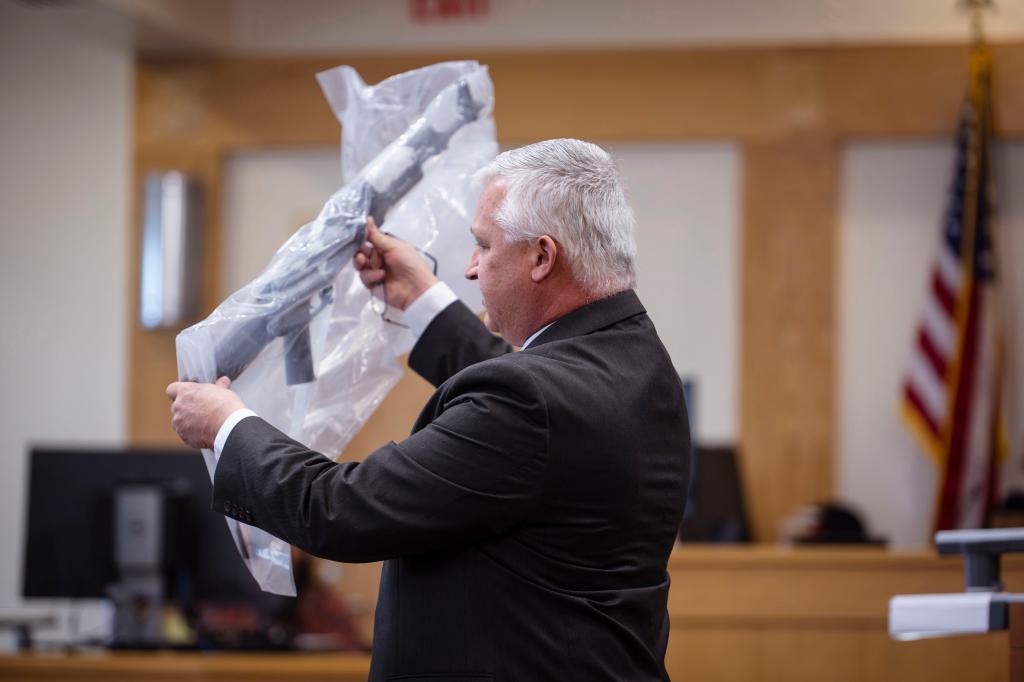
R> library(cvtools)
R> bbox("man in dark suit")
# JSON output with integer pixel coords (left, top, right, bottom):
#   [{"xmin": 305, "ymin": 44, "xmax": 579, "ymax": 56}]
[{"xmin": 168, "ymin": 139, "xmax": 690, "ymax": 681}]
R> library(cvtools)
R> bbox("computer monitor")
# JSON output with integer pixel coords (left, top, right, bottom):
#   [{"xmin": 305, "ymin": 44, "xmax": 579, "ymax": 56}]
[
  {"xmin": 21, "ymin": 448, "xmax": 289, "ymax": 622},
  {"xmin": 678, "ymin": 445, "xmax": 752, "ymax": 543}
]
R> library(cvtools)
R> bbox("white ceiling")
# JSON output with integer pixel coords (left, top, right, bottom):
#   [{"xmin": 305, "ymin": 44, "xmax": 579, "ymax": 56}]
[{"xmin": 24, "ymin": 0, "xmax": 1024, "ymax": 55}]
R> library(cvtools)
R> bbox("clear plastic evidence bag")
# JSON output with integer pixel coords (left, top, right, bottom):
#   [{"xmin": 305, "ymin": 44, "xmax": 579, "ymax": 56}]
[{"xmin": 175, "ymin": 61, "xmax": 495, "ymax": 595}]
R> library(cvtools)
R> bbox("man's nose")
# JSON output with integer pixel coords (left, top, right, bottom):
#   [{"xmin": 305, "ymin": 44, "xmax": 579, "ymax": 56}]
[{"xmin": 465, "ymin": 251, "xmax": 478, "ymax": 280}]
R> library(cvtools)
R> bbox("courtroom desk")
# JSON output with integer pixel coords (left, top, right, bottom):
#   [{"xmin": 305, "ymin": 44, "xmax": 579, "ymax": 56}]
[
  {"xmin": 0, "ymin": 651, "xmax": 371, "ymax": 682},
  {"xmin": 3, "ymin": 546, "xmax": 1015, "ymax": 682},
  {"xmin": 666, "ymin": 544, "xmax": 1023, "ymax": 682}
]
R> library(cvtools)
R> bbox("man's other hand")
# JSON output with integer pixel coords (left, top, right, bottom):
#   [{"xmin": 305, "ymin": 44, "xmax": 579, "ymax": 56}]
[
  {"xmin": 167, "ymin": 377, "xmax": 246, "ymax": 450},
  {"xmin": 354, "ymin": 217, "xmax": 439, "ymax": 311}
]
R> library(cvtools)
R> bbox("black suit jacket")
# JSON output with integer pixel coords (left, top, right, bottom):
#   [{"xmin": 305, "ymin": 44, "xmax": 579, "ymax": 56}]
[{"xmin": 215, "ymin": 289, "xmax": 690, "ymax": 681}]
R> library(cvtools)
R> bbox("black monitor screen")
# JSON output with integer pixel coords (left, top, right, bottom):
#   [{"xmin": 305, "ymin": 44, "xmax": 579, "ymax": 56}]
[
  {"xmin": 22, "ymin": 447, "xmax": 279, "ymax": 606},
  {"xmin": 678, "ymin": 446, "xmax": 751, "ymax": 543}
]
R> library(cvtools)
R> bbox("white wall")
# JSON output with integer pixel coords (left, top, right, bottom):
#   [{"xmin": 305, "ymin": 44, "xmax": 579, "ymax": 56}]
[
  {"xmin": 997, "ymin": 145, "xmax": 1024, "ymax": 494},
  {"xmin": 0, "ymin": 2, "xmax": 132, "ymax": 642},
  {"xmin": 224, "ymin": 149, "xmax": 341, "ymax": 295},
  {"xmin": 609, "ymin": 142, "xmax": 740, "ymax": 444},
  {"xmin": 839, "ymin": 141, "xmax": 1024, "ymax": 547},
  {"xmin": 227, "ymin": 0, "xmax": 1024, "ymax": 54}
]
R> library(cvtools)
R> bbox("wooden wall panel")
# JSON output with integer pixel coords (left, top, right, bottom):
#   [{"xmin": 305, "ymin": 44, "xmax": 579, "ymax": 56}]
[
  {"xmin": 127, "ymin": 151, "xmax": 226, "ymax": 445},
  {"xmin": 131, "ymin": 42, "xmax": 1024, "ymax": 539},
  {"xmin": 740, "ymin": 136, "xmax": 838, "ymax": 540},
  {"xmin": 667, "ymin": 626, "xmax": 1007, "ymax": 682},
  {"xmin": 664, "ymin": 546, "xmax": 1024, "ymax": 682}
]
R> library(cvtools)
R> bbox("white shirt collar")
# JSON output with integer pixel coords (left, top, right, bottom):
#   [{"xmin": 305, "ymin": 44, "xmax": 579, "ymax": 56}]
[{"xmin": 521, "ymin": 322, "xmax": 554, "ymax": 350}]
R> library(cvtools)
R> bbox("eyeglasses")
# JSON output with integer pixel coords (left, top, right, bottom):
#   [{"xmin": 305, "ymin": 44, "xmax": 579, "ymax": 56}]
[{"xmin": 369, "ymin": 239, "xmax": 438, "ymax": 328}]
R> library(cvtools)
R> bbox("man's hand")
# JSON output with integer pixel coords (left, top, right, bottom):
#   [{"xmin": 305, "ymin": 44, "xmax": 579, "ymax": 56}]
[
  {"xmin": 167, "ymin": 377, "xmax": 246, "ymax": 450},
  {"xmin": 354, "ymin": 217, "xmax": 439, "ymax": 311}
]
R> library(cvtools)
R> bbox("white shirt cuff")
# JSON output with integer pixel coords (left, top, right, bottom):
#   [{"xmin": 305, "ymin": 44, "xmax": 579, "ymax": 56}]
[
  {"xmin": 213, "ymin": 408, "xmax": 258, "ymax": 461},
  {"xmin": 403, "ymin": 281, "xmax": 458, "ymax": 339}
]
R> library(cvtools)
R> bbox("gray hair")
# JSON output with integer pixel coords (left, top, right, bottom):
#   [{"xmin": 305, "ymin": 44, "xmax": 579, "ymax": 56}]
[{"xmin": 474, "ymin": 139, "xmax": 637, "ymax": 296}]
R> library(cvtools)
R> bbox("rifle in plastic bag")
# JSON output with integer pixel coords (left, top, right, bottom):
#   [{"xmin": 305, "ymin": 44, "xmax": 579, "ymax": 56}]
[
  {"xmin": 174, "ymin": 62, "xmax": 496, "ymax": 595},
  {"xmin": 180, "ymin": 78, "xmax": 487, "ymax": 386}
]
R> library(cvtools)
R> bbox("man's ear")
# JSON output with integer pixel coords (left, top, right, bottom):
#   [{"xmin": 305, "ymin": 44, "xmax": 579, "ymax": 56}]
[{"xmin": 530, "ymin": 236, "xmax": 558, "ymax": 283}]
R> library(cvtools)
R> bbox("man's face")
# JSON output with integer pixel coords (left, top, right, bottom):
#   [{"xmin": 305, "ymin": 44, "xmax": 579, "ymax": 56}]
[{"xmin": 465, "ymin": 179, "xmax": 533, "ymax": 340}]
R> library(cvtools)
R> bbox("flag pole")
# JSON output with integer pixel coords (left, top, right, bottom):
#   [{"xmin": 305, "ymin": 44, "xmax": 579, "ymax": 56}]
[
  {"xmin": 959, "ymin": 0, "xmax": 993, "ymax": 46},
  {"xmin": 902, "ymin": 1, "xmax": 1006, "ymax": 534}
]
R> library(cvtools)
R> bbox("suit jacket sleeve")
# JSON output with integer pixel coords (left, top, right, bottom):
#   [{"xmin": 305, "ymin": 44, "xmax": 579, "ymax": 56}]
[
  {"xmin": 408, "ymin": 300, "xmax": 513, "ymax": 387},
  {"xmin": 212, "ymin": 359, "xmax": 548, "ymax": 563}
]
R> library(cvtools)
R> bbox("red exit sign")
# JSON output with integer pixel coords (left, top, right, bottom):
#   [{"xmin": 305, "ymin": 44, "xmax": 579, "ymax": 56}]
[{"xmin": 409, "ymin": 0, "xmax": 490, "ymax": 22}]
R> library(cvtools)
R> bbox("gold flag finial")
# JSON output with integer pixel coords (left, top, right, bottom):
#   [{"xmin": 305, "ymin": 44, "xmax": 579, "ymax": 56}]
[{"xmin": 958, "ymin": 0, "xmax": 994, "ymax": 45}]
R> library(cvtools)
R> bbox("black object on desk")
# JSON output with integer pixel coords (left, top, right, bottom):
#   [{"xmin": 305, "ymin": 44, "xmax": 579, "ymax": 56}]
[
  {"xmin": 21, "ymin": 447, "xmax": 291, "ymax": 649},
  {"xmin": 678, "ymin": 446, "xmax": 752, "ymax": 543}
]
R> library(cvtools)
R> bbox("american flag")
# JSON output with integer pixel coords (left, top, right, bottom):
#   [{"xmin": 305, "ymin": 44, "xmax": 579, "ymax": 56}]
[{"xmin": 900, "ymin": 45, "xmax": 1009, "ymax": 532}]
